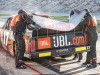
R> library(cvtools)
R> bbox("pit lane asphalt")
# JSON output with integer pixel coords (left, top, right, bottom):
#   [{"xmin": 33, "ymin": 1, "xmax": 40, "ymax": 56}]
[
  {"xmin": 0, "ymin": 48, "xmax": 58, "ymax": 75},
  {"xmin": 0, "ymin": 66, "xmax": 8, "ymax": 75}
]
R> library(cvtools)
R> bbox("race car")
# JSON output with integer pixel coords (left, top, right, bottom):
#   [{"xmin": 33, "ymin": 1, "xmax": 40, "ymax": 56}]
[
  {"xmin": 0, "ymin": 13, "xmax": 51, "ymax": 56},
  {"xmin": 0, "ymin": 13, "xmax": 90, "ymax": 59}
]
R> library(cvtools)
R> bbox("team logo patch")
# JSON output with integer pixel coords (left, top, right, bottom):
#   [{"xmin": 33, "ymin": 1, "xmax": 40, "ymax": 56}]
[{"xmin": 38, "ymin": 37, "xmax": 51, "ymax": 49}]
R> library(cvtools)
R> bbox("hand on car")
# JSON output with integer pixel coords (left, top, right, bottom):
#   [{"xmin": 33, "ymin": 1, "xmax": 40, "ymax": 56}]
[{"xmin": 35, "ymin": 24, "xmax": 41, "ymax": 30}]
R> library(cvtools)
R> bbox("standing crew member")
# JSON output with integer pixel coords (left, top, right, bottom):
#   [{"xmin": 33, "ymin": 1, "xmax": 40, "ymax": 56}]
[
  {"xmin": 82, "ymin": 9, "xmax": 98, "ymax": 68},
  {"xmin": 10, "ymin": 9, "xmax": 40, "ymax": 69},
  {"xmin": 70, "ymin": 9, "xmax": 83, "ymax": 62}
]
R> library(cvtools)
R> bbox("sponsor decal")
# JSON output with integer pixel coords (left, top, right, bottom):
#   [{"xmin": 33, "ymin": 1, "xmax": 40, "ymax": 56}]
[
  {"xmin": 72, "ymin": 36, "xmax": 85, "ymax": 45},
  {"xmin": 57, "ymin": 49, "xmax": 69, "ymax": 53},
  {"xmin": 75, "ymin": 46, "xmax": 86, "ymax": 52},
  {"xmin": 51, "ymin": 34, "xmax": 73, "ymax": 48},
  {"xmin": 52, "ymin": 35, "xmax": 68, "ymax": 47},
  {"xmin": 37, "ymin": 34, "xmax": 85, "ymax": 49},
  {"xmin": 39, "ymin": 52, "xmax": 51, "ymax": 57},
  {"xmin": 38, "ymin": 37, "xmax": 51, "ymax": 49}
]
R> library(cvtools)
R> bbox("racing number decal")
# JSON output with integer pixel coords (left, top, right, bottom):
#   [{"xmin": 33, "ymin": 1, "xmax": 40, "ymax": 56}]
[{"xmin": 3, "ymin": 31, "xmax": 10, "ymax": 46}]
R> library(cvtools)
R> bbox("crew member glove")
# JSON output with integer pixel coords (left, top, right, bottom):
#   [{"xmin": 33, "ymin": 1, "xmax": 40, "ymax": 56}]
[
  {"xmin": 35, "ymin": 24, "xmax": 41, "ymax": 30},
  {"xmin": 32, "ymin": 21, "xmax": 36, "ymax": 25}
]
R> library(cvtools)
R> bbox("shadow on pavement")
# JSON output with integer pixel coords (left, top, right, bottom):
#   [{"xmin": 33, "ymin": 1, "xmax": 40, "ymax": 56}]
[
  {"xmin": 61, "ymin": 65, "xmax": 93, "ymax": 75},
  {"xmin": 0, "ymin": 66, "xmax": 7, "ymax": 75}
]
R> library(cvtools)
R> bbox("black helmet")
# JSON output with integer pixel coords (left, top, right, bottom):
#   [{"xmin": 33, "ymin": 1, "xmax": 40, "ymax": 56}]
[
  {"xmin": 84, "ymin": 9, "xmax": 92, "ymax": 17},
  {"xmin": 70, "ymin": 10, "xmax": 74, "ymax": 17},
  {"xmin": 84, "ymin": 9, "xmax": 90, "ymax": 13},
  {"xmin": 18, "ymin": 9, "xmax": 25, "ymax": 14}
]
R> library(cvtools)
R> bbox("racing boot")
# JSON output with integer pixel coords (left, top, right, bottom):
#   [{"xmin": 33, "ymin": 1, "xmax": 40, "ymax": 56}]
[
  {"xmin": 73, "ymin": 54, "xmax": 78, "ymax": 60},
  {"xmin": 86, "ymin": 58, "xmax": 97, "ymax": 68},
  {"xmin": 82, "ymin": 61, "xmax": 91, "ymax": 66},
  {"xmin": 78, "ymin": 59, "xmax": 82, "ymax": 62},
  {"xmin": 86, "ymin": 64, "xmax": 97, "ymax": 68},
  {"xmin": 16, "ymin": 60, "xmax": 26, "ymax": 69}
]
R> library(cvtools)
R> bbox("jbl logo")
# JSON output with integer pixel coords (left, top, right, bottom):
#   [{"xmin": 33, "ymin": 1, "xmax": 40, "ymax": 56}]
[{"xmin": 38, "ymin": 37, "xmax": 51, "ymax": 49}]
